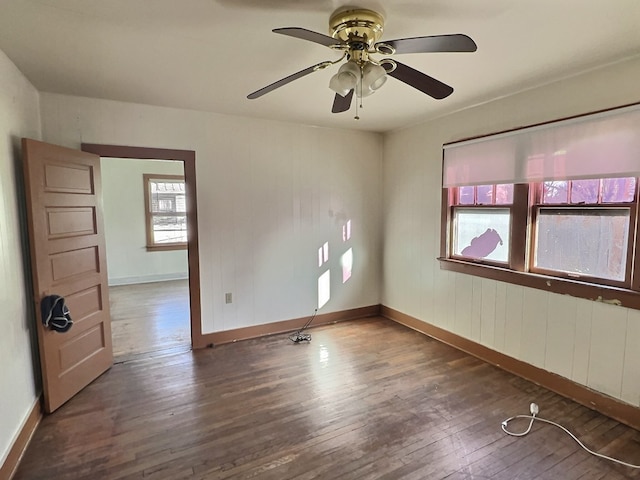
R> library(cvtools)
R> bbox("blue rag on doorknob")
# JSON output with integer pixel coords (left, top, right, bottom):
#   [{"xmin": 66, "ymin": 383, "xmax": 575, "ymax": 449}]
[{"xmin": 41, "ymin": 295, "xmax": 73, "ymax": 333}]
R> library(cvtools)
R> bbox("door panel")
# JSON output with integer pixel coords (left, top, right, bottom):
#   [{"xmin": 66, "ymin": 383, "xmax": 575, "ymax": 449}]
[
  {"xmin": 47, "ymin": 207, "xmax": 97, "ymax": 238},
  {"xmin": 23, "ymin": 138, "xmax": 113, "ymax": 413}
]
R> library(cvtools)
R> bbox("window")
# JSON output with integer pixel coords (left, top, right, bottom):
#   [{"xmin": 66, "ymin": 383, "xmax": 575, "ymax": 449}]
[
  {"xmin": 440, "ymin": 104, "xmax": 640, "ymax": 309},
  {"xmin": 144, "ymin": 174, "xmax": 187, "ymax": 251},
  {"xmin": 532, "ymin": 178, "xmax": 636, "ymax": 284},
  {"xmin": 450, "ymin": 184, "xmax": 513, "ymax": 264}
]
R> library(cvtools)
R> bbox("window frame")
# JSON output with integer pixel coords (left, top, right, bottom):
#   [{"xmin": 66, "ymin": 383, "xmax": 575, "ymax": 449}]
[
  {"xmin": 530, "ymin": 204, "xmax": 636, "ymax": 288},
  {"xmin": 441, "ymin": 180, "xmax": 640, "ymax": 311},
  {"xmin": 439, "ymin": 103, "xmax": 640, "ymax": 310},
  {"xmin": 143, "ymin": 173, "xmax": 188, "ymax": 252},
  {"xmin": 443, "ymin": 184, "xmax": 529, "ymax": 271}
]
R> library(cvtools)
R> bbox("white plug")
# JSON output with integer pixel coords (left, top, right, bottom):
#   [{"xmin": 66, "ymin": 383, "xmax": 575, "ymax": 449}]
[{"xmin": 530, "ymin": 402, "xmax": 539, "ymax": 415}]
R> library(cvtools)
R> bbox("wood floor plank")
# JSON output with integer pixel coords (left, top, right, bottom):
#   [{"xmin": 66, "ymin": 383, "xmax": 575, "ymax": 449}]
[
  {"xmin": 109, "ymin": 279, "xmax": 191, "ymax": 359},
  {"xmin": 13, "ymin": 317, "xmax": 640, "ymax": 480}
]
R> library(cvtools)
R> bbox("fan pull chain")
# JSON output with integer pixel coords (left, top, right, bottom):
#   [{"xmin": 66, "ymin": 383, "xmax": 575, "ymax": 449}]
[{"xmin": 354, "ymin": 67, "xmax": 362, "ymax": 120}]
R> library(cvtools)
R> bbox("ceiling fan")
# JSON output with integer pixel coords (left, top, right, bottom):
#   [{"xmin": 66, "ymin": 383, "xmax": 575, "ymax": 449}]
[{"xmin": 247, "ymin": 7, "xmax": 477, "ymax": 117}]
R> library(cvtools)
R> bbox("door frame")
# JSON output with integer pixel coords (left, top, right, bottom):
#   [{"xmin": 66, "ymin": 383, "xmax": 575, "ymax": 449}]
[{"xmin": 81, "ymin": 144, "xmax": 204, "ymax": 348}]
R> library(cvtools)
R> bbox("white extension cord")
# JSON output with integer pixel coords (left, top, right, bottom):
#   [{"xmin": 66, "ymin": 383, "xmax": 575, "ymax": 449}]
[{"xmin": 501, "ymin": 403, "xmax": 640, "ymax": 469}]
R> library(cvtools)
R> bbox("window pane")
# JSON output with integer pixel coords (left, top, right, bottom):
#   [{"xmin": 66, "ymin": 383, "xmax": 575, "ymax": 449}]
[
  {"xmin": 152, "ymin": 215, "xmax": 187, "ymax": 244},
  {"xmin": 453, "ymin": 208, "xmax": 510, "ymax": 263},
  {"xmin": 543, "ymin": 181, "xmax": 568, "ymax": 204},
  {"xmin": 150, "ymin": 180, "xmax": 185, "ymax": 213},
  {"xmin": 476, "ymin": 185, "xmax": 493, "ymax": 205},
  {"xmin": 570, "ymin": 179, "xmax": 600, "ymax": 204},
  {"xmin": 158, "ymin": 199, "xmax": 174, "ymax": 212},
  {"xmin": 175, "ymin": 195, "xmax": 187, "ymax": 212},
  {"xmin": 458, "ymin": 186, "xmax": 474, "ymax": 205},
  {"xmin": 602, "ymin": 177, "xmax": 636, "ymax": 203},
  {"xmin": 495, "ymin": 184, "xmax": 514, "ymax": 204},
  {"xmin": 534, "ymin": 208, "xmax": 629, "ymax": 281}
]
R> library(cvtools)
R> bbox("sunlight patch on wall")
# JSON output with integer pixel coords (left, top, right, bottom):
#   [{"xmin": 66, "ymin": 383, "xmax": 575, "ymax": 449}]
[
  {"xmin": 341, "ymin": 247, "xmax": 353, "ymax": 283},
  {"xmin": 318, "ymin": 241, "xmax": 329, "ymax": 267},
  {"xmin": 318, "ymin": 269, "xmax": 330, "ymax": 309},
  {"xmin": 342, "ymin": 220, "xmax": 351, "ymax": 242}
]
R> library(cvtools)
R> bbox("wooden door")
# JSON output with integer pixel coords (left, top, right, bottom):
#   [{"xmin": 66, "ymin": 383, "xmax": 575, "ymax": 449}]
[{"xmin": 23, "ymin": 138, "xmax": 113, "ymax": 413}]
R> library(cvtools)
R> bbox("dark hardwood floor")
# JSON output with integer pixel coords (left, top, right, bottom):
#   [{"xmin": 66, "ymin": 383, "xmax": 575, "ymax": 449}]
[
  {"xmin": 109, "ymin": 280, "xmax": 191, "ymax": 359},
  {"xmin": 14, "ymin": 317, "xmax": 640, "ymax": 479}
]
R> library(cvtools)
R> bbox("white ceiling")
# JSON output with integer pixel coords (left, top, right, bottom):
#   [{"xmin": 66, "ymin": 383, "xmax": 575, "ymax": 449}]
[{"xmin": 0, "ymin": 0, "xmax": 639, "ymax": 133}]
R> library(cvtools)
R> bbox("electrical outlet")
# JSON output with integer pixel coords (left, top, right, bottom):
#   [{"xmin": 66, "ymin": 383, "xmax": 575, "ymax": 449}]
[{"xmin": 225, "ymin": 292, "xmax": 232, "ymax": 304}]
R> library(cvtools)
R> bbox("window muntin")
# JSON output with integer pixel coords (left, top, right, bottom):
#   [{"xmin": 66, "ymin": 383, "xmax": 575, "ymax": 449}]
[
  {"xmin": 541, "ymin": 177, "xmax": 637, "ymax": 205},
  {"xmin": 455, "ymin": 184, "xmax": 514, "ymax": 206},
  {"xmin": 144, "ymin": 174, "xmax": 187, "ymax": 250},
  {"xmin": 444, "ymin": 176, "xmax": 638, "ymax": 291}
]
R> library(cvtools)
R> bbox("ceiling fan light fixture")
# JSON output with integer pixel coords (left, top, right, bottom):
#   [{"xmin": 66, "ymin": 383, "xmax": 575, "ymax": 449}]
[
  {"xmin": 362, "ymin": 62, "xmax": 387, "ymax": 91},
  {"xmin": 329, "ymin": 61, "xmax": 359, "ymax": 96},
  {"xmin": 356, "ymin": 62, "xmax": 387, "ymax": 98},
  {"xmin": 249, "ymin": 8, "xmax": 477, "ymax": 116}
]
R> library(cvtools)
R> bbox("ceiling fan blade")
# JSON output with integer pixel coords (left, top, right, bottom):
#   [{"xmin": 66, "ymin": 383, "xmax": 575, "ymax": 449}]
[
  {"xmin": 331, "ymin": 90, "xmax": 354, "ymax": 113},
  {"xmin": 378, "ymin": 34, "xmax": 477, "ymax": 54},
  {"xmin": 273, "ymin": 27, "xmax": 343, "ymax": 48},
  {"xmin": 387, "ymin": 61, "xmax": 454, "ymax": 99},
  {"xmin": 247, "ymin": 62, "xmax": 329, "ymax": 99}
]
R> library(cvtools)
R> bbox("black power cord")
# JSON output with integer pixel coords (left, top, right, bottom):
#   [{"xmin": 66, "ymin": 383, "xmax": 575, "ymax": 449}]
[{"xmin": 289, "ymin": 309, "xmax": 317, "ymax": 343}]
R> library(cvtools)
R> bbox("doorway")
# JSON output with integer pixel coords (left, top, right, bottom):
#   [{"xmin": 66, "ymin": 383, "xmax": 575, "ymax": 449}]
[
  {"xmin": 101, "ymin": 157, "xmax": 190, "ymax": 358},
  {"xmin": 81, "ymin": 144, "xmax": 203, "ymax": 354}
]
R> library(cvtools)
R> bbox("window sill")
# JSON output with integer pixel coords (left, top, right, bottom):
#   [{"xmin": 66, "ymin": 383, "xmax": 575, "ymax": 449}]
[
  {"xmin": 438, "ymin": 257, "xmax": 640, "ymax": 310},
  {"xmin": 146, "ymin": 244, "xmax": 187, "ymax": 252}
]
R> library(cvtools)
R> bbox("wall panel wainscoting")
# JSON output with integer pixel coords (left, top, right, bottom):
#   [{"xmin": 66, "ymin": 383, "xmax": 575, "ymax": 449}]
[{"xmin": 12, "ymin": 318, "xmax": 640, "ymax": 480}]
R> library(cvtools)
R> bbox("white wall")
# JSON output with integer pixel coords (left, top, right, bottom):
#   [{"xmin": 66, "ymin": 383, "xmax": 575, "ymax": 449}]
[
  {"xmin": 40, "ymin": 94, "xmax": 383, "ymax": 334},
  {"xmin": 0, "ymin": 50, "xmax": 41, "ymax": 466},
  {"xmin": 101, "ymin": 157, "xmax": 188, "ymax": 285},
  {"xmin": 382, "ymin": 56, "xmax": 640, "ymax": 407}
]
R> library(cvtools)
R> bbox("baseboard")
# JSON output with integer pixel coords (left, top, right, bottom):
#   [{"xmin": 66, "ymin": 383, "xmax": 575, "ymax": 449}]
[
  {"xmin": 195, "ymin": 305, "xmax": 381, "ymax": 348},
  {"xmin": 381, "ymin": 305, "xmax": 640, "ymax": 432},
  {"xmin": 108, "ymin": 273, "xmax": 188, "ymax": 286},
  {"xmin": 0, "ymin": 397, "xmax": 42, "ymax": 480}
]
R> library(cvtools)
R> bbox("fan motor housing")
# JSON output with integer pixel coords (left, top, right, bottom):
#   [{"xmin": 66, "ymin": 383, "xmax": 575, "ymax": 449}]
[{"xmin": 329, "ymin": 8, "xmax": 384, "ymax": 49}]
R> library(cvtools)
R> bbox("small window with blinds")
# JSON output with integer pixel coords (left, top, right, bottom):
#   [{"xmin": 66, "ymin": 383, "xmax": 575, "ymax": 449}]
[
  {"xmin": 440, "ymin": 103, "xmax": 640, "ymax": 306},
  {"xmin": 143, "ymin": 174, "xmax": 187, "ymax": 251}
]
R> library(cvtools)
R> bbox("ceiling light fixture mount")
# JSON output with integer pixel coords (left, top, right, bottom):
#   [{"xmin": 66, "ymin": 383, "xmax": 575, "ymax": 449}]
[{"xmin": 329, "ymin": 8, "xmax": 385, "ymax": 49}]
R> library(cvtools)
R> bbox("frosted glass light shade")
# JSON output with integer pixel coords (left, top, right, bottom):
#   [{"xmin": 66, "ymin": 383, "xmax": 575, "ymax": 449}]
[
  {"xmin": 329, "ymin": 61, "xmax": 359, "ymax": 97},
  {"xmin": 356, "ymin": 62, "xmax": 387, "ymax": 98},
  {"xmin": 363, "ymin": 63, "xmax": 387, "ymax": 90}
]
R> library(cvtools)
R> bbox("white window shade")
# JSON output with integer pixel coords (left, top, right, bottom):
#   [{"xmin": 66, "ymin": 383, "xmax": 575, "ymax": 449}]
[{"xmin": 443, "ymin": 105, "xmax": 640, "ymax": 187}]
